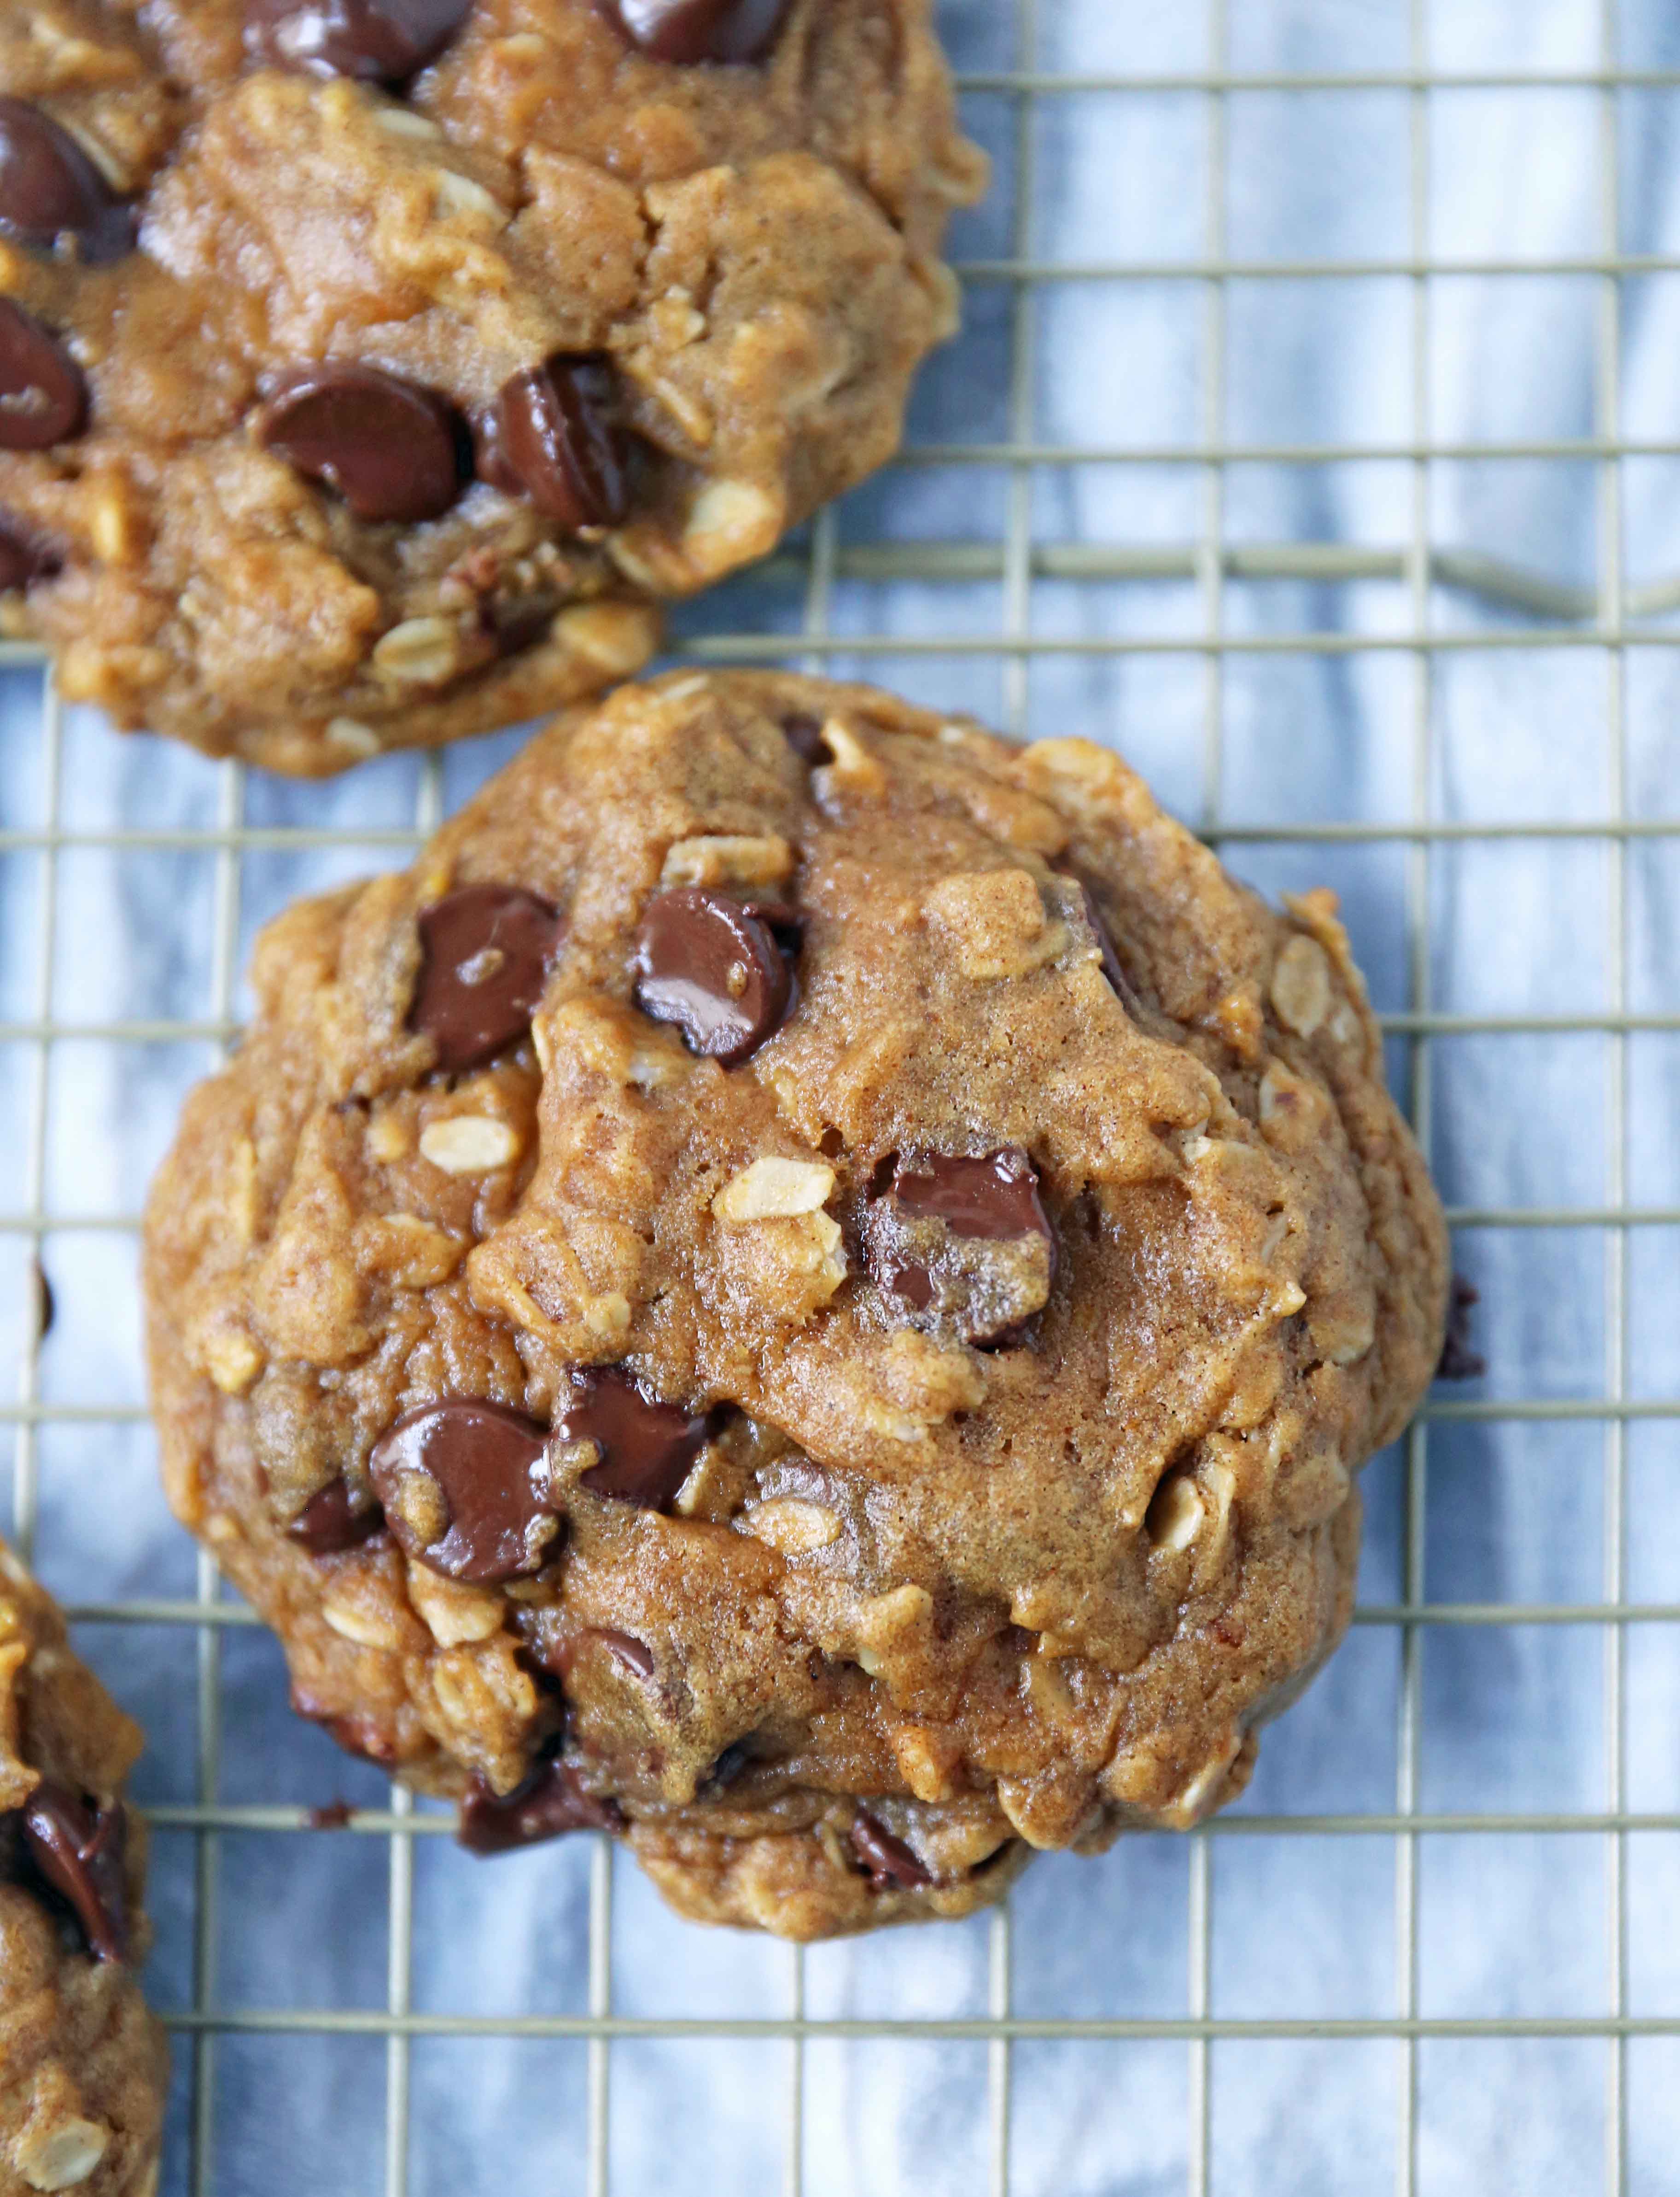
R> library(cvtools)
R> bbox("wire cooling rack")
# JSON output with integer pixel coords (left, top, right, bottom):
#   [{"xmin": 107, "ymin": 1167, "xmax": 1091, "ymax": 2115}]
[{"xmin": 4, "ymin": 0, "xmax": 1680, "ymax": 2191}]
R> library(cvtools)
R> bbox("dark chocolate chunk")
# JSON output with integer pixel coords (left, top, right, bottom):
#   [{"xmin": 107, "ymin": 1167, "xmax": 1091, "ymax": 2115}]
[
  {"xmin": 307, "ymin": 1799, "xmax": 355, "ymax": 1830},
  {"xmin": 865, "ymin": 1147, "xmax": 1057, "ymax": 1349},
  {"xmin": 890, "ymin": 1148, "xmax": 1052, "ymax": 1242},
  {"xmin": 560, "ymin": 1366, "xmax": 710, "ymax": 1512},
  {"xmin": 254, "ymin": 364, "xmax": 466, "ymax": 523},
  {"xmin": 368, "ymin": 1398, "xmax": 555, "ymax": 1584},
  {"xmin": 410, "ymin": 882, "xmax": 563, "ymax": 1072},
  {"xmin": 458, "ymin": 1754, "xmax": 624, "ymax": 1853},
  {"xmin": 15, "ymin": 1782, "xmax": 129, "ymax": 1961},
  {"xmin": 598, "ymin": 0, "xmax": 794, "ymax": 63},
  {"xmin": 287, "ymin": 1477, "xmax": 384, "ymax": 1555},
  {"xmin": 0, "ymin": 514, "xmax": 57, "ymax": 594},
  {"xmin": 1436, "ymin": 1274, "xmax": 1487, "ymax": 1382},
  {"xmin": 478, "ymin": 355, "xmax": 629, "ymax": 529},
  {"xmin": 1069, "ymin": 879, "xmax": 1142, "ymax": 1015},
  {"xmin": 0, "ymin": 99, "xmax": 134, "ymax": 262},
  {"xmin": 246, "ymin": 0, "xmax": 474, "ymax": 83},
  {"xmin": 0, "ymin": 299, "xmax": 87, "ymax": 450},
  {"xmin": 848, "ymin": 1811, "xmax": 932, "ymax": 1892},
  {"xmin": 633, "ymin": 887, "xmax": 800, "ymax": 1066}
]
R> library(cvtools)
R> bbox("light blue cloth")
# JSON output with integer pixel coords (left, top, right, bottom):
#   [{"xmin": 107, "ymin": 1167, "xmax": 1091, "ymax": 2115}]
[{"xmin": 1, "ymin": 1, "xmax": 1676, "ymax": 2190}]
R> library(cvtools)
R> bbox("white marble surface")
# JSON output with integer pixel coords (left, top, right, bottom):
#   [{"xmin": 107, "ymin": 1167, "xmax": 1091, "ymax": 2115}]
[{"xmin": 3, "ymin": 0, "xmax": 1679, "ymax": 2190}]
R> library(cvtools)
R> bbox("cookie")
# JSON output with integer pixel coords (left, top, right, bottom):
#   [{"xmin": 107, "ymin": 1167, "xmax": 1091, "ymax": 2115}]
[
  {"xmin": 0, "ymin": 4, "xmax": 984, "ymax": 774},
  {"xmin": 0, "ymin": 1541, "xmax": 168, "ymax": 2195},
  {"xmin": 141, "ymin": 671, "xmax": 1449, "ymax": 1938}
]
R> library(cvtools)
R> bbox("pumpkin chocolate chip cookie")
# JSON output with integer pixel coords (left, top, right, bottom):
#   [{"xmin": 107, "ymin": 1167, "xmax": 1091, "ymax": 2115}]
[
  {"xmin": 0, "ymin": 1541, "xmax": 168, "ymax": 2196},
  {"xmin": 141, "ymin": 670, "xmax": 1448, "ymax": 1938},
  {"xmin": 0, "ymin": 2, "xmax": 984, "ymax": 772}
]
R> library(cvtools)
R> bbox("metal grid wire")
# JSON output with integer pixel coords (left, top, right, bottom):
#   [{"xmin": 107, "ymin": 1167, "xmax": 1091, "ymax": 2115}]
[{"xmin": 4, "ymin": 0, "xmax": 1680, "ymax": 2190}]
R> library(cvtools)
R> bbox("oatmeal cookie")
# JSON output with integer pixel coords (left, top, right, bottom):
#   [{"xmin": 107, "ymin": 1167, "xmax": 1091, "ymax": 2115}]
[
  {"xmin": 0, "ymin": 2, "xmax": 984, "ymax": 772},
  {"xmin": 0, "ymin": 1541, "xmax": 168, "ymax": 2196},
  {"xmin": 142, "ymin": 671, "xmax": 1448, "ymax": 1937}
]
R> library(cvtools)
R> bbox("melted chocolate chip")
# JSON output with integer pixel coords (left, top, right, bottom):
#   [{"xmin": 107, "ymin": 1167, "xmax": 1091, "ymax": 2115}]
[
  {"xmin": 598, "ymin": 0, "xmax": 794, "ymax": 63},
  {"xmin": 246, "ymin": 0, "xmax": 474, "ymax": 82},
  {"xmin": 848, "ymin": 1812, "xmax": 931, "ymax": 1892},
  {"xmin": 890, "ymin": 1148, "xmax": 1051, "ymax": 1242},
  {"xmin": 781, "ymin": 712, "xmax": 829, "ymax": 765},
  {"xmin": 1070, "ymin": 880, "xmax": 1142, "ymax": 1015},
  {"xmin": 458, "ymin": 1754, "xmax": 624, "ymax": 1853},
  {"xmin": 410, "ymin": 882, "xmax": 563, "ymax": 1072},
  {"xmin": 478, "ymin": 355, "xmax": 629, "ymax": 529},
  {"xmin": 633, "ymin": 888, "xmax": 800, "ymax": 1066},
  {"xmin": 865, "ymin": 1148, "xmax": 1058, "ymax": 1349},
  {"xmin": 254, "ymin": 365, "xmax": 466, "ymax": 523},
  {"xmin": 881, "ymin": 1257, "xmax": 934, "ymax": 1310},
  {"xmin": 0, "ymin": 513, "xmax": 59, "ymax": 594},
  {"xmin": 0, "ymin": 100, "xmax": 134, "ymax": 262},
  {"xmin": 1437, "ymin": 1274, "xmax": 1487, "ymax": 1382},
  {"xmin": 560, "ymin": 1367, "xmax": 710, "ymax": 1512},
  {"xmin": 368, "ymin": 1398, "xmax": 555, "ymax": 1584},
  {"xmin": 0, "ymin": 299, "xmax": 87, "ymax": 451},
  {"xmin": 287, "ymin": 1478, "xmax": 384, "ymax": 1555},
  {"xmin": 593, "ymin": 1627, "xmax": 656, "ymax": 1679},
  {"xmin": 15, "ymin": 1782, "xmax": 129, "ymax": 1961}
]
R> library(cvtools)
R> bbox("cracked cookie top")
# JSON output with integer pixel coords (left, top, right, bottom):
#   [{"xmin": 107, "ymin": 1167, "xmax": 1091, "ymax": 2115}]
[
  {"xmin": 142, "ymin": 670, "xmax": 1448, "ymax": 1937},
  {"xmin": 0, "ymin": 2, "xmax": 984, "ymax": 769},
  {"xmin": 0, "ymin": 1542, "xmax": 167, "ymax": 2197}
]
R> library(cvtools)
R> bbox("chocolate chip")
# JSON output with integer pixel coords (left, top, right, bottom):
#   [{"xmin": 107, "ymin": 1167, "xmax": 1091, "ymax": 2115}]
[
  {"xmin": 254, "ymin": 364, "xmax": 466, "ymax": 524},
  {"xmin": 0, "ymin": 299, "xmax": 87, "ymax": 451},
  {"xmin": 781, "ymin": 712, "xmax": 829, "ymax": 765},
  {"xmin": 486, "ymin": 593, "xmax": 563, "ymax": 659},
  {"xmin": 14, "ymin": 1782, "xmax": 129, "ymax": 1961},
  {"xmin": 458, "ymin": 1754, "xmax": 624, "ymax": 1854},
  {"xmin": 560, "ymin": 1367, "xmax": 710, "ymax": 1512},
  {"xmin": 478, "ymin": 355, "xmax": 629, "ymax": 529},
  {"xmin": 633, "ymin": 887, "xmax": 800, "ymax": 1066},
  {"xmin": 598, "ymin": 0, "xmax": 794, "ymax": 63},
  {"xmin": 881, "ymin": 1258, "xmax": 934, "ymax": 1310},
  {"xmin": 864, "ymin": 1148, "xmax": 1058, "ymax": 1349},
  {"xmin": 0, "ymin": 514, "xmax": 59, "ymax": 594},
  {"xmin": 307, "ymin": 1799, "xmax": 354, "ymax": 1830},
  {"xmin": 1069, "ymin": 880, "xmax": 1142, "ymax": 1015},
  {"xmin": 287, "ymin": 1477, "xmax": 384, "ymax": 1555},
  {"xmin": 368, "ymin": 1398, "xmax": 556, "ymax": 1584},
  {"xmin": 848, "ymin": 1811, "xmax": 931, "ymax": 1892},
  {"xmin": 891, "ymin": 1148, "xmax": 1052, "ymax": 1242},
  {"xmin": 246, "ymin": 0, "xmax": 474, "ymax": 82},
  {"xmin": 1437, "ymin": 1274, "xmax": 1486, "ymax": 1382},
  {"xmin": 410, "ymin": 882, "xmax": 563, "ymax": 1072},
  {"xmin": 0, "ymin": 100, "xmax": 134, "ymax": 262},
  {"xmin": 702, "ymin": 1737, "xmax": 756, "ymax": 1791},
  {"xmin": 593, "ymin": 1627, "xmax": 656, "ymax": 1679}
]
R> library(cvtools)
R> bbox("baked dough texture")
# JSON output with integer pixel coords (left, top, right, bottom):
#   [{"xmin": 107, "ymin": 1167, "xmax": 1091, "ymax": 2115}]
[
  {"xmin": 142, "ymin": 671, "xmax": 1448, "ymax": 1937},
  {"xmin": 0, "ymin": 1, "xmax": 983, "ymax": 772},
  {"xmin": 0, "ymin": 1542, "xmax": 168, "ymax": 2197}
]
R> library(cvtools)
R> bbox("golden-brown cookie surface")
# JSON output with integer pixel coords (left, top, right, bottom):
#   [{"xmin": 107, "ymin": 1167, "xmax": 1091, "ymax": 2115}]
[
  {"xmin": 0, "ymin": 4, "xmax": 983, "ymax": 771},
  {"xmin": 0, "ymin": 1542, "xmax": 168, "ymax": 2197},
  {"xmin": 142, "ymin": 671, "xmax": 1448, "ymax": 1936}
]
